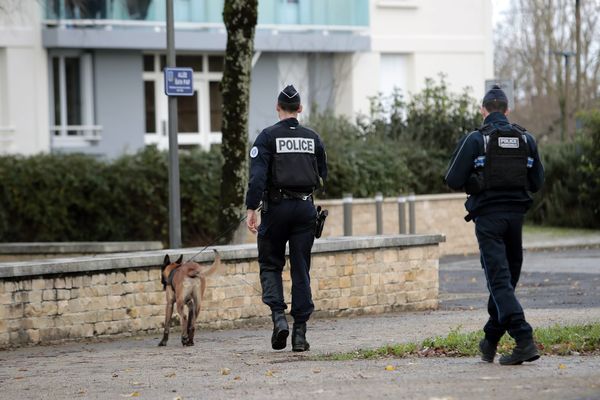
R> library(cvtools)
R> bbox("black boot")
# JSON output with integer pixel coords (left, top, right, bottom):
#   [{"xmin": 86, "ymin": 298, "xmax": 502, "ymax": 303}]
[
  {"xmin": 291, "ymin": 322, "xmax": 310, "ymax": 352},
  {"xmin": 499, "ymin": 340, "xmax": 540, "ymax": 365},
  {"xmin": 271, "ymin": 311, "xmax": 289, "ymax": 350},
  {"xmin": 479, "ymin": 338, "xmax": 497, "ymax": 363}
]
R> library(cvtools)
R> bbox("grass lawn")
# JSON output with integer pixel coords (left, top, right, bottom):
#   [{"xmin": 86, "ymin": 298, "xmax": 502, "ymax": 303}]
[{"xmin": 313, "ymin": 323, "xmax": 600, "ymax": 361}]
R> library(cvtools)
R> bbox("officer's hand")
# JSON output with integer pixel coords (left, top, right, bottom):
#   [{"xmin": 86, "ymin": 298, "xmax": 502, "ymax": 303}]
[{"xmin": 246, "ymin": 209, "xmax": 258, "ymax": 234}]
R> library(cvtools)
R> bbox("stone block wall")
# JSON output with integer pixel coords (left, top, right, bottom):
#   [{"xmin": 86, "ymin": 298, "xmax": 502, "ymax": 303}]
[{"xmin": 0, "ymin": 236, "xmax": 441, "ymax": 348}]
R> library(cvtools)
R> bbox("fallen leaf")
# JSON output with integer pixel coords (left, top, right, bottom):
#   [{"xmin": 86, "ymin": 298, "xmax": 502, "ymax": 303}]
[
  {"xmin": 265, "ymin": 370, "xmax": 274, "ymax": 377},
  {"xmin": 559, "ymin": 364, "xmax": 567, "ymax": 369},
  {"xmin": 13, "ymin": 376, "xmax": 25, "ymax": 380},
  {"xmin": 173, "ymin": 397, "xmax": 183, "ymax": 400},
  {"xmin": 470, "ymin": 277, "xmax": 477, "ymax": 283},
  {"xmin": 385, "ymin": 365, "xmax": 396, "ymax": 371},
  {"xmin": 77, "ymin": 389, "xmax": 87, "ymax": 395},
  {"xmin": 480, "ymin": 376, "xmax": 500, "ymax": 380},
  {"xmin": 112, "ymin": 373, "xmax": 119, "ymax": 378},
  {"xmin": 220, "ymin": 368, "xmax": 231, "ymax": 376},
  {"xmin": 130, "ymin": 381, "xmax": 143, "ymax": 386},
  {"xmin": 312, "ymin": 369, "xmax": 321, "ymax": 374},
  {"xmin": 233, "ymin": 376, "xmax": 241, "ymax": 380},
  {"xmin": 165, "ymin": 372, "xmax": 176, "ymax": 378},
  {"xmin": 121, "ymin": 392, "xmax": 140, "ymax": 398},
  {"xmin": 18, "ymin": 368, "xmax": 28, "ymax": 372}
]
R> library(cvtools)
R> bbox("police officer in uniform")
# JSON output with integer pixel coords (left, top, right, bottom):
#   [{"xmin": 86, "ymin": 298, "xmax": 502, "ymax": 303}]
[
  {"xmin": 245, "ymin": 85, "xmax": 327, "ymax": 352},
  {"xmin": 445, "ymin": 85, "xmax": 545, "ymax": 365}
]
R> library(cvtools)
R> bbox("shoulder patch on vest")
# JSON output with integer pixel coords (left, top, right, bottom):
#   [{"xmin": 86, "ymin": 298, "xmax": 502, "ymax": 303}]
[{"xmin": 250, "ymin": 146, "xmax": 259, "ymax": 158}]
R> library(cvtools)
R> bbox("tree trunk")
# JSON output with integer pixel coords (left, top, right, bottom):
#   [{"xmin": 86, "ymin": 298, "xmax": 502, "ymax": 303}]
[{"xmin": 218, "ymin": 0, "xmax": 258, "ymax": 243}]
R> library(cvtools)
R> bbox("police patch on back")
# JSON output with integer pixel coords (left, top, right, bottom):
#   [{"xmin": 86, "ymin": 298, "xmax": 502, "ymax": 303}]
[
  {"xmin": 276, "ymin": 137, "xmax": 315, "ymax": 154},
  {"xmin": 498, "ymin": 137, "xmax": 519, "ymax": 148}
]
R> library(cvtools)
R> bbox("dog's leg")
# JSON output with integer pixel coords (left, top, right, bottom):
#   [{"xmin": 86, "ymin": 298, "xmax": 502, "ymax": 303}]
[
  {"xmin": 158, "ymin": 296, "xmax": 175, "ymax": 346},
  {"xmin": 186, "ymin": 300, "xmax": 196, "ymax": 346},
  {"xmin": 177, "ymin": 300, "xmax": 188, "ymax": 346}
]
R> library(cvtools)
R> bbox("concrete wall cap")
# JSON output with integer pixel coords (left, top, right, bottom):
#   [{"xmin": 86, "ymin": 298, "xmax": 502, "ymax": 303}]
[
  {"xmin": 0, "ymin": 234, "xmax": 444, "ymax": 279},
  {"xmin": 0, "ymin": 241, "xmax": 164, "ymax": 254}
]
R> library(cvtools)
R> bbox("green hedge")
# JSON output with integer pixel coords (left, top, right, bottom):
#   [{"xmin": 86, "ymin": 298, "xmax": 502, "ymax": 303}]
[
  {"xmin": 4, "ymin": 79, "xmax": 594, "ymax": 244},
  {"xmin": 0, "ymin": 147, "xmax": 222, "ymax": 245},
  {"xmin": 529, "ymin": 110, "xmax": 600, "ymax": 228},
  {"xmin": 308, "ymin": 76, "xmax": 480, "ymax": 197}
]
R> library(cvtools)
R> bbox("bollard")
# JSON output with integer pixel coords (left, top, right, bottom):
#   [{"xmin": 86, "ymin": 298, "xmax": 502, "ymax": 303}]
[
  {"xmin": 375, "ymin": 192, "xmax": 383, "ymax": 235},
  {"xmin": 343, "ymin": 193, "xmax": 353, "ymax": 236},
  {"xmin": 408, "ymin": 192, "xmax": 416, "ymax": 234},
  {"xmin": 398, "ymin": 195, "xmax": 407, "ymax": 234}
]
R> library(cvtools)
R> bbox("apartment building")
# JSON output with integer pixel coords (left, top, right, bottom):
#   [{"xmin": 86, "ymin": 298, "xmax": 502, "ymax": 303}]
[{"xmin": 0, "ymin": 0, "xmax": 493, "ymax": 157}]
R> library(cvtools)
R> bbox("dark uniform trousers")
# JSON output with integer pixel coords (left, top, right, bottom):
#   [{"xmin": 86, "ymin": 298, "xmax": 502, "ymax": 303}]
[
  {"xmin": 258, "ymin": 198, "xmax": 317, "ymax": 324},
  {"xmin": 475, "ymin": 212, "xmax": 533, "ymax": 344}
]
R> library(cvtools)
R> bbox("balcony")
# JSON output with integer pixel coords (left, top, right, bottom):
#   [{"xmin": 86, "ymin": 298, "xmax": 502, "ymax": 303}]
[
  {"xmin": 42, "ymin": 0, "xmax": 370, "ymax": 52},
  {"xmin": 43, "ymin": 0, "xmax": 369, "ymax": 31}
]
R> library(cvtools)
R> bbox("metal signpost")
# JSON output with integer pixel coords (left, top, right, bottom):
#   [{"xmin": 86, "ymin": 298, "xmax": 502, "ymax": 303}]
[{"xmin": 165, "ymin": 0, "xmax": 194, "ymax": 249}]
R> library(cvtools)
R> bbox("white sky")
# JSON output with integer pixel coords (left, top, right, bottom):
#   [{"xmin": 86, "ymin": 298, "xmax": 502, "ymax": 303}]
[{"xmin": 492, "ymin": 0, "xmax": 511, "ymax": 26}]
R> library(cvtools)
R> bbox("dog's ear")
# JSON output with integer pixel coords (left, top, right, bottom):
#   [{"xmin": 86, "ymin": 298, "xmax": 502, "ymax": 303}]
[
  {"xmin": 163, "ymin": 254, "xmax": 171, "ymax": 266},
  {"xmin": 175, "ymin": 254, "xmax": 183, "ymax": 264}
]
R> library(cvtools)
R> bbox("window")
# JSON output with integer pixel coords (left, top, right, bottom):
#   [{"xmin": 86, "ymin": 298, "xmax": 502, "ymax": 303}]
[
  {"xmin": 160, "ymin": 55, "xmax": 204, "ymax": 72},
  {"xmin": 50, "ymin": 53, "xmax": 100, "ymax": 145},
  {"xmin": 143, "ymin": 53, "xmax": 223, "ymax": 150},
  {"xmin": 144, "ymin": 81, "xmax": 156, "ymax": 133},
  {"xmin": 379, "ymin": 53, "xmax": 410, "ymax": 107},
  {"xmin": 208, "ymin": 56, "xmax": 224, "ymax": 72},
  {"xmin": 177, "ymin": 92, "xmax": 199, "ymax": 133},
  {"xmin": 209, "ymin": 81, "xmax": 222, "ymax": 132}
]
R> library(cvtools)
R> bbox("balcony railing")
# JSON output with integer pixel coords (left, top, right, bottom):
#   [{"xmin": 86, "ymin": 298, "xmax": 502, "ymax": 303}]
[
  {"xmin": 51, "ymin": 125, "xmax": 102, "ymax": 148},
  {"xmin": 43, "ymin": 0, "xmax": 369, "ymax": 30}
]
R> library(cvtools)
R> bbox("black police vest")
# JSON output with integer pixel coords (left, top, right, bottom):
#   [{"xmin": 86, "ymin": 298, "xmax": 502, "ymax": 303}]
[
  {"xmin": 270, "ymin": 130, "xmax": 320, "ymax": 191},
  {"xmin": 481, "ymin": 124, "xmax": 530, "ymax": 191}
]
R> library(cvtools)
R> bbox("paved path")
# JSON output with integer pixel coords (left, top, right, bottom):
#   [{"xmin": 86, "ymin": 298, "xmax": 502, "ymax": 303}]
[{"xmin": 1, "ymin": 249, "xmax": 600, "ymax": 400}]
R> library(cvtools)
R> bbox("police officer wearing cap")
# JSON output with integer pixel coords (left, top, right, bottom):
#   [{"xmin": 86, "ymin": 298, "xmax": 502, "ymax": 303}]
[
  {"xmin": 245, "ymin": 85, "xmax": 327, "ymax": 352},
  {"xmin": 445, "ymin": 85, "xmax": 545, "ymax": 365}
]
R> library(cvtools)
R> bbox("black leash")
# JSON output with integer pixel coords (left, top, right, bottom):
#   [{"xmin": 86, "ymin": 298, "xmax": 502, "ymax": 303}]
[{"xmin": 182, "ymin": 206, "xmax": 263, "ymax": 295}]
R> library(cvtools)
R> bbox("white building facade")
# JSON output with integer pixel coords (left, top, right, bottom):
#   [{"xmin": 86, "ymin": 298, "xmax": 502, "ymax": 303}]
[{"xmin": 0, "ymin": 0, "xmax": 493, "ymax": 157}]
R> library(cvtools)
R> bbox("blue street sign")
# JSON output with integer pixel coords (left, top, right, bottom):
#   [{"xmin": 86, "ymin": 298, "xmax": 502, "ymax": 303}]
[{"xmin": 164, "ymin": 67, "xmax": 194, "ymax": 96}]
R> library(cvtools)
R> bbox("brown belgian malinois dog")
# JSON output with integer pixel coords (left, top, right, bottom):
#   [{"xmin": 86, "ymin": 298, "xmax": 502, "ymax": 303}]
[{"xmin": 158, "ymin": 250, "xmax": 221, "ymax": 346}]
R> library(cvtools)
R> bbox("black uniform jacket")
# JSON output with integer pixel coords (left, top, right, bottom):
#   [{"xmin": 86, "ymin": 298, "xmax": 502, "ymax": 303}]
[
  {"xmin": 245, "ymin": 117, "xmax": 328, "ymax": 210},
  {"xmin": 444, "ymin": 112, "xmax": 545, "ymax": 218}
]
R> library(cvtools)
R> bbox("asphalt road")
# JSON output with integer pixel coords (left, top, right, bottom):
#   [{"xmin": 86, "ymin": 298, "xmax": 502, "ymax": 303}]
[
  {"xmin": 0, "ymin": 248, "xmax": 599, "ymax": 400},
  {"xmin": 440, "ymin": 248, "xmax": 600, "ymax": 311}
]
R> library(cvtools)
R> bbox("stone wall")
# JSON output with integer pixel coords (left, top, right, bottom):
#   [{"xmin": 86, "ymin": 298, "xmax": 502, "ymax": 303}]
[
  {"xmin": 0, "ymin": 235, "xmax": 442, "ymax": 348},
  {"xmin": 312, "ymin": 193, "xmax": 477, "ymax": 256}
]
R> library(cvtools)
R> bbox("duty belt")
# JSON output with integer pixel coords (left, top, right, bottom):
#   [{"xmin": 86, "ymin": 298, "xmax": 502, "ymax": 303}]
[{"xmin": 281, "ymin": 189, "xmax": 312, "ymax": 201}]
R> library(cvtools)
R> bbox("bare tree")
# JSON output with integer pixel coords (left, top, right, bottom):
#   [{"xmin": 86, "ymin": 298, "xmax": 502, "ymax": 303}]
[
  {"xmin": 218, "ymin": 0, "xmax": 258, "ymax": 243},
  {"xmin": 495, "ymin": 0, "xmax": 600, "ymax": 141}
]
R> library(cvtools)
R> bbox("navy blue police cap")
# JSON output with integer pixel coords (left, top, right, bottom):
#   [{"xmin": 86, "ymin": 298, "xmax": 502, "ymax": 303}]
[
  {"xmin": 278, "ymin": 85, "xmax": 301, "ymax": 105},
  {"xmin": 482, "ymin": 84, "xmax": 508, "ymax": 106}
]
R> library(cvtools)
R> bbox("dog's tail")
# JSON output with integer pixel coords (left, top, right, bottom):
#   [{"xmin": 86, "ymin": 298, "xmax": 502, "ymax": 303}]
[{"xmin": 201, "ymin": 249, "xmax": 222, "ymax": 277}]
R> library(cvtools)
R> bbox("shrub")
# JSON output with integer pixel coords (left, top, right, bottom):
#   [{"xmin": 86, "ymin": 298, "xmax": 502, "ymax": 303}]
[
  {"xmin": 308, "ymin": 76, "xmax": 480, "ymax": 198},
  {"xmin": 0, "ymin": 147, "xmax": 222, "ymax": 245},
  {"xmin": 529, "ymin": 110, "xmax": 600, "ymax": 229}
]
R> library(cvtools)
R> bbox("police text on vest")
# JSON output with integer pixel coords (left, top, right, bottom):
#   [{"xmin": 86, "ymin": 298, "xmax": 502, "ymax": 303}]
[
  {"xmin": 276, "ymin": 138, "xmax": 315, "ymax": 154},
  {"xmin": 498, "ymin": 137, "xmax": 519, "ymax": 148}
]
